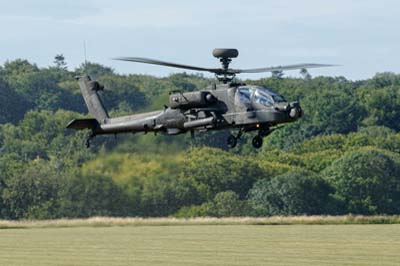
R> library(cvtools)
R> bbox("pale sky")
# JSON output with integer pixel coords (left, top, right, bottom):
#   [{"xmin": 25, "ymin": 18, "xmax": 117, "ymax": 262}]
[{"xmin": 1, "ymin": 0, "xmax": 399, "ymax": 80}]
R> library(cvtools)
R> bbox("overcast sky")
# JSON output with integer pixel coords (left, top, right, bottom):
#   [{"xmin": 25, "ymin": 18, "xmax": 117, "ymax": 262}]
[{"xmin": 1, "ymin": 0, "xmax": 399, "ymax": 80}]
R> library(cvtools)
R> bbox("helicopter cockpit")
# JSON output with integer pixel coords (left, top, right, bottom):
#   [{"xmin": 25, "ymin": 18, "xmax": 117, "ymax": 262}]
[{"xmin": 236, "ymin": 86, "xmax": 286, "ymax": 107}]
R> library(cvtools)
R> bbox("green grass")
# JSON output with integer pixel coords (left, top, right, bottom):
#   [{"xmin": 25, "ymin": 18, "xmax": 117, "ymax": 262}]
[{"xmin": 0, "ymin": 224, "xmax": 399, "ymax": 266}]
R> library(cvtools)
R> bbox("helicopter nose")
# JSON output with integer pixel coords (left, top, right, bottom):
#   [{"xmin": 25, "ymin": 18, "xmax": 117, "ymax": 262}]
[{"xmin": 288, "ymin": 101, "xmax": 303, "ymax": 119}]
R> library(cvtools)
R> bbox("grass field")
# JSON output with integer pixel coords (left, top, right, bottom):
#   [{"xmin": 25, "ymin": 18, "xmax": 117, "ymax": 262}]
[{"xmin": 0, "ymin": 224, "xmax": 399, "ymax": 266}]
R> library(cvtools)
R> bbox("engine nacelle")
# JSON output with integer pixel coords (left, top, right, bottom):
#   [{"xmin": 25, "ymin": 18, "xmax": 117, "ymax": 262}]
[{"xmin": 169, "ymin": 91, "xmax": 217, "ymax": 109}]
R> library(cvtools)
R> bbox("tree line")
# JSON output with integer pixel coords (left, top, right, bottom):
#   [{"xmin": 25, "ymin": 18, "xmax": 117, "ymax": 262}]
[{"xmin": 1, "ymin": 56, "xmax": 400, "ymax": 219}]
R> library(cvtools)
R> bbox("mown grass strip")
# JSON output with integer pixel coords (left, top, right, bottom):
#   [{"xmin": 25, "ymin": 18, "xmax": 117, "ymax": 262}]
[
  {"xmin": 1, "ymin": 215, "xmax": 400, "ymax": 229},
  {"xmin": 2, "ymin": 224, "xmax": 400, "ymax": 266}
]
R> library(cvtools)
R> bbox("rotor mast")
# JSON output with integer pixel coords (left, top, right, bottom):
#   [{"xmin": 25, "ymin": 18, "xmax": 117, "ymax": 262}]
[{"xmin": 212, "ymin": 48, "xmax": 238, "ymax": 84}]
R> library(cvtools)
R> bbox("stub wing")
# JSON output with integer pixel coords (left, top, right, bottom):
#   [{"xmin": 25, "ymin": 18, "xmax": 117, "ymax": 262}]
[{"xmin": 66, "ymin": 119, "xmax": 99, "ymax": 130}]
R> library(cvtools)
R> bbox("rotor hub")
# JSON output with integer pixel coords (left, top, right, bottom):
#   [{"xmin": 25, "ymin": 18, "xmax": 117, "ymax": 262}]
[{"xmin": 212, "ymin": 49, "xmax": 239, "ymax": 83}]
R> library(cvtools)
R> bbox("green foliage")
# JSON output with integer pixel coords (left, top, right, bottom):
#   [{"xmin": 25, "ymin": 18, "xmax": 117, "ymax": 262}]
[
  {"xmin": 358, "ymin": 82, "xmax": 400, "ymax": 130},
  {"xmin": 3, "ymin": 59, "xmax": 39, "ymax": 77},
  {"xmin": 248, "ymin": 170, "xmax": 336, "ymax": 216},
  {"xmin": 182, "ymin": 147, "xmax": 266, "ymax": 201},
  {"xmin": 53, "ymin": 54, "xmax": 67, "ymax": 70},
  {"xmin": 9, "ymin": 70, "xmax": 65, "ymax": 110},
  {"xmin": 80, "ymin": 153, "xmax": 198, "ymax": 216},
  {"xmin": 293, "ymin": 133, "xmax": 346, "ymax": 153},
  {"xmin": 0, "ymin": 110, "xmax": 94, "ymax": 163},
  {"xmin": 2, "ymin": 160, "xmax": 65, "ymax": 219},
  {"xmin": 175, "ymin": 191, "xmax": 248, "ymax": 218},
  {"xmin": 138, "ymin": 174, "xmax": 199, "ymax": 216},
  {"xmin": 0, "ymin": 77, "xmax": 31, "ymax": 124},
  {"xmin": 59, "ymin": 172, "xmax": 128, "ymax": 218},
  {"xmin": 174, "ymin": 204, "xmax": 209, "ymax": 218},
  {"xmin": 323, "ymin": 148, "xmax": 400, "ymax": 215},
  {"xmin": 98, "ymin": 75, "xmax": 147, "ymax": 114},
  {"xmin": 1, "ymin": 58, "xmax": 400, "ymax": 219},
  {"xmin": 206, "ymin": 191, "xmax": 249, "ymax": 217},
  {"xmin": 75, "ymin": 62, "xmax": 114, "ymax": 79}
]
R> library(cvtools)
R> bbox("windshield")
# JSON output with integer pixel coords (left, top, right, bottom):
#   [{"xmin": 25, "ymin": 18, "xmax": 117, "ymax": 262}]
[
  {"xmin": 254, "ymin": 90, "xmax": 273, "ymax": 107},
  {"xmin": 254, "ymin": 86, "xmax": 286, "ymax": 102},
  {"xmin": 237, "ymin": 87, "xmax": 253, "ymax": 103}
]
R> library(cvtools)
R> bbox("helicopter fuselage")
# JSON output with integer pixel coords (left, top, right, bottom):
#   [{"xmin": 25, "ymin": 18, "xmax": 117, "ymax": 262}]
[
  {"xmin": 67, "ymin": 48, "xmax": 333, "ymax": 148},
  {"xmin": 72, "ymin": 78, "xmax": 302, "ymax": 146}
]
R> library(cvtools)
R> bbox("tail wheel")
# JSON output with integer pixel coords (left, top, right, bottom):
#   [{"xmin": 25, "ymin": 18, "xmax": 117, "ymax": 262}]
[
  {"xmin": 227, "ymin": 135, "xmax": 237, "ymax": 148},
  {"xmin": 252, "ymin": 135, "xmax": 263, "ymax": 149}
]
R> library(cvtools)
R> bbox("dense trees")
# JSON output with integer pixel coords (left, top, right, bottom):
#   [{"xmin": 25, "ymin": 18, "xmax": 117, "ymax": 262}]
[
  {"xmin": 0, "ymin": 77, "xmax": 31, "ymax": 124},
  {"xmin": 323, "ymin": 149, "xmax": 400, "ymax": 214},
  {"xmin": 182, "ymin": 148, "xmax": 266, "ymax": 201},
  {"xmin": 249, "ymin": 170, "xmax": 335, "ymax": 216},
  {"xmin": 1, "ymin": 57, "xmax": 400, "ymax": 219},
  {"xmin": 60, "ymin": 172, "xmax": 129, "ymax": 218},
  {"xmin": 2, "ymin": 160, "xmax": 64, "ymax": 219}
]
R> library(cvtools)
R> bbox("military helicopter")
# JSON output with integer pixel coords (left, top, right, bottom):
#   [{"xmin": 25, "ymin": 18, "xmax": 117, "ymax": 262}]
[{"xmin": 67, "ymin": 48, "xmax": 333, "ymax": 149}]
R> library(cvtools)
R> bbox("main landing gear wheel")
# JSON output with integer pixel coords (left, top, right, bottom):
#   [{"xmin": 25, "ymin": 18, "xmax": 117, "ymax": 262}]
[
  {"xmin": 227, "ymin": 128, "xmax": 243, "ymax": 148},
  {"xmin": 227, "ymin": 134, "xmax": 238, "ymax": 148},
  {"xmin": 252, "ymin": 135, "xmax": 263, "ymax": 149}
]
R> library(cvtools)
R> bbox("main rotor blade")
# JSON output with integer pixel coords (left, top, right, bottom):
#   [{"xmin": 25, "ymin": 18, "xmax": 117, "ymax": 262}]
[
  {"xmin": 235, "ymin": 63, "xmax": 337, "ymax": 74},
  {"xmin": 114, "ymin": 57, "xmax": 219, "ymax": 73}
]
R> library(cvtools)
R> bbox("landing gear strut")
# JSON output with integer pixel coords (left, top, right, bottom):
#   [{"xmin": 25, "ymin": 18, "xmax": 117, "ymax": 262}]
[
  {"xmin": 227, "ymin": 128, "xmax": 243, "ymax": 148},
  {"xmin": 85, "ymin": 133, "xmax": 95, "ymax": 148},
  {"xmin": 252, "ymin": 127, "xmax": 271, "ymax": 149},
  {"xmin": 227, "ymin": 135, "xmax": 237, "ymax": 148},
  {"xmin": 227, "ymin": 126, "xmax": 275, "ymax": 149}
]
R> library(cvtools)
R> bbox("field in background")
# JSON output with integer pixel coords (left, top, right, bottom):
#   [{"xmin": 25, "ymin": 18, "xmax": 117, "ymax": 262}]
[{"xmin": 0, "ymin": 224, "xmax": 399, "ymax": 266}]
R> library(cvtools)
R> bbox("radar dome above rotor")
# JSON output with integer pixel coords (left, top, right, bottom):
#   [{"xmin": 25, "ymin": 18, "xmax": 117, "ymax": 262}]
[{"xmin": 212, "ymin": 48, "xmax": 239, "ymax": 58}]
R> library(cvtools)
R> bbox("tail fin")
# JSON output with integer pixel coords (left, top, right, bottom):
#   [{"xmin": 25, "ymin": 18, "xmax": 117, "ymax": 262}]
[{"xmin": 77, "ymin": 75, "xmax": 109, "ymax": 124}]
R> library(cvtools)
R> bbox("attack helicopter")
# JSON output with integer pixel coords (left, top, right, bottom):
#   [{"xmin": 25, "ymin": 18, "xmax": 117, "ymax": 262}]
[{"xmin": 67, "ymin": 48, "xmax": 333, "ymax": 149}]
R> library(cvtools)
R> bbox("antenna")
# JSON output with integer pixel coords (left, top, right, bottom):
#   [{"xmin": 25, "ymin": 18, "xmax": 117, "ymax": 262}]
[{"xmin": 83, "ymin": 41, "xmax": 88, "ymax": 75}]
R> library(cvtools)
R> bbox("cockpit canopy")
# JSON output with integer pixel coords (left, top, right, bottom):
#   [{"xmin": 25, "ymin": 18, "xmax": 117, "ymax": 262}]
[{"xmin": 236, "ymin": 85, "xmax": 286, "ymax": 107}]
